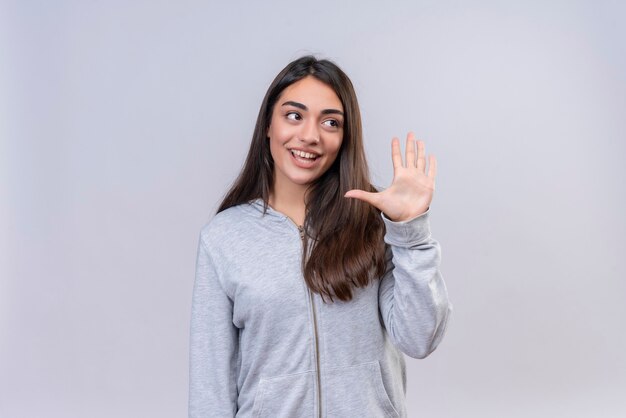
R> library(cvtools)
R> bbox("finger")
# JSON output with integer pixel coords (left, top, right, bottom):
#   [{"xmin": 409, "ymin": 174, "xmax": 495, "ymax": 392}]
[
  {"xmin": 391, "ymin": 137, "xmax": 403, "ymax": 169},
  {"xmin": 416, "ymin": 140, "xmax": 426, "ymax": 173},
  {"xmin": 344, "ymin": 189, "xmax": 382, "ymax": 208},
  {"xmin": 405, "ymin": 132, "xmax": 416, "ymax": 168},
  {"xmin": 428, "ymin": 154, "xmax": 437, "ymax": 179}
]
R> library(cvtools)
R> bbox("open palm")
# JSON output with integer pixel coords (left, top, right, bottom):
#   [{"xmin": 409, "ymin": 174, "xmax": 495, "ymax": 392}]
[{"xmin": 345, "ymin": 132, "xmax": 436, "ymax": 222}]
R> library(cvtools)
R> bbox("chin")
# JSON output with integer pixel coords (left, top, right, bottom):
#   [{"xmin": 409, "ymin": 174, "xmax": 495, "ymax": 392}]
[{"xmin": 290, "ymin": 176, "xmax": 318, "ymax": 186}]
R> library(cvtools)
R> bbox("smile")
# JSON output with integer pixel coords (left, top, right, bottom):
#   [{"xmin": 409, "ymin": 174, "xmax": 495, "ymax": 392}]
[{"xmin": 290, "ymin": 149, "xmax": 319, "ymax": 161}]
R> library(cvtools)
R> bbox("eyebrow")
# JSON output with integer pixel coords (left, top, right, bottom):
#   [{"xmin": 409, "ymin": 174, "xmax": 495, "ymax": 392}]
[{"xmin": 281, "ymin": 101, "xmax": 344, "ymax": 116}]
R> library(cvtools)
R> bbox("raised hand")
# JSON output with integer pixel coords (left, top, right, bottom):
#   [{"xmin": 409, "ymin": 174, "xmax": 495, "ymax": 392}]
[{"xmin": 344, "ymin": 132, "xmax": 436, "ymax": 222}]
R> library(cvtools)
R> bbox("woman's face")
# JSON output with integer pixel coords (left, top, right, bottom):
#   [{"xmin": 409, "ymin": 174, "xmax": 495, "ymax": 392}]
[{"xmin": 267, "ymin": 76, "xmax": 344, "ymax": 193}]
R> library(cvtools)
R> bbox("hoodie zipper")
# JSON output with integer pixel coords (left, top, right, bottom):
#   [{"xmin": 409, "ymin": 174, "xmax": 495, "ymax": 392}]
[{"xmin": 294, "ymin": 222, "xmax": 322, "ymax": 418}]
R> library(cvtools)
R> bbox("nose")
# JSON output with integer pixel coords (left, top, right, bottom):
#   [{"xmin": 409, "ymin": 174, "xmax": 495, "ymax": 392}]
[{"xmin": 298, "ymin": 119, "xmax": 320, "ymax": 144}]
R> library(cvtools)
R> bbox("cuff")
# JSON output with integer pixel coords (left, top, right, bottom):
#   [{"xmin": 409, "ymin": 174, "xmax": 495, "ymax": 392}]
[{"xmin": 381, "ymin": 208, "xmax": 432, "ymax": 247}]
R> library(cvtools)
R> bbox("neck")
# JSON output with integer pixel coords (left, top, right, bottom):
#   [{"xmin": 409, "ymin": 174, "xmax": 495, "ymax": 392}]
[{"xmin": 269, "ymin": 177, "xmax": 307, "ymax": 226}]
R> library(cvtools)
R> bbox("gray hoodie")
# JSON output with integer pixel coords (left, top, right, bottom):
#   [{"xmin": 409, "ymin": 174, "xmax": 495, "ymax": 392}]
[{"xmin": 189, "ymin": 199, "xmax": 452, "ymax": 417}]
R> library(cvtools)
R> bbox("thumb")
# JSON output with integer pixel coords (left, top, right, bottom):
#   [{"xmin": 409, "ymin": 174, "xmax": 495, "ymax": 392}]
[{"xmin": 344, "ymin": 189, "xmax": 380, "ymax": 207}]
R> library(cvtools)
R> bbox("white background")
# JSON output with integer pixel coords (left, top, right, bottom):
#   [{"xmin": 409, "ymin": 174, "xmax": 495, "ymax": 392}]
[{"xmin": 1, "ymin": 1, "xmax": 625, "ymax": 417}]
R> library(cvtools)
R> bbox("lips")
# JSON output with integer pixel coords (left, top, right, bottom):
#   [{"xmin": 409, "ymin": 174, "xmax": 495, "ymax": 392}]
[{"xmin": 290, "ymin": 149, "xmax": 319, "ymax": 161}]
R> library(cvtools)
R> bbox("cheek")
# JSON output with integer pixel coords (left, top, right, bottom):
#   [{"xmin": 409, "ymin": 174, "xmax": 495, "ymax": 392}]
[
  {"xmin": 267, "ymin": 122, "xmax": 291, "ymax": 147},
  {"xmin": 268, "ymin": 137, "xmax": 283, "ymax": 162},
  {"xmin": 267, "ymin": 125, "xmax": 283, "ymax": 152},
  {"xmin": 328, "ymin": 137, "xmax": 343, "ymax": 160}
]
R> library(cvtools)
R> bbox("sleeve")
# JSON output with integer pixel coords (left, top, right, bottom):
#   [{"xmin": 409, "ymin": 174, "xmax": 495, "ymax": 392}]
[
  {"xmin": 378, "ymin": 208, "xmax": 453, "ymax": 359},
  {"xmin": 189, "ymin": 233, "xmax": 239, "ymax": 417}
]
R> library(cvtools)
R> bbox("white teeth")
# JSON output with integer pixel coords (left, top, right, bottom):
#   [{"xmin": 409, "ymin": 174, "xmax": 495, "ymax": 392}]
[{"xmin": 291, "ymin": 149, "xmax": 317, "ymax": 159}]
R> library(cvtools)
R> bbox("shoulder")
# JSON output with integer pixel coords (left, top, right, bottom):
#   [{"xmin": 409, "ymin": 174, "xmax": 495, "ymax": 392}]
[
  {"xmin": 198, "ymin": 201, "xmax": 266, "ymax": 250},
  {"xmin": 200, "ymin": 205, "xmax": 243, "ymax": 241}
]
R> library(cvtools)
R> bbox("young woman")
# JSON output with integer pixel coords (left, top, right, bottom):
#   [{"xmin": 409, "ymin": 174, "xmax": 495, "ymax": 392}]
[{"xmin": 189, "ymin": 56, "xmax": 452, "ymax": 418}]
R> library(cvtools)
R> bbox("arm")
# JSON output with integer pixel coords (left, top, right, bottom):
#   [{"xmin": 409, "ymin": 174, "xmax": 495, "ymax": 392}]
[
  {"xmin": 189, "ymin": 233, "xmax": 238, "ymax": 417},
  {"xmin": 344, "ymin": 132, "xmax": 451, "ymax": 358},
  {"xmin": 378, "ymin": 209, "xmax": 452, "ymax": 359}
]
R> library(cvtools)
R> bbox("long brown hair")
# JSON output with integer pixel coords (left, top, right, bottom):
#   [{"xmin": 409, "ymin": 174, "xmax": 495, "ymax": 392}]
[{"xmin": 218, "ymin": 56, "xmax": 386, "ymax": 303}]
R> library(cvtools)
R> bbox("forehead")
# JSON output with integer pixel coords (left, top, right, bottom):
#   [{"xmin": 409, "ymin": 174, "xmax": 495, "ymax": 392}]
[{"xmin": 279, "ymin": 76, "xmax": 343, "ymax": 111}]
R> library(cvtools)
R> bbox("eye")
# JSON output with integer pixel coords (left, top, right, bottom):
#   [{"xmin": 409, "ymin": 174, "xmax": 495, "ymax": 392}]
[
  {"xmin": 322, "ymin": 119, "xmax": 341, "ymax": 128},
  {"xmin": 286, "ymin": 111, "xmax": 301, "ymax": 121}
]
